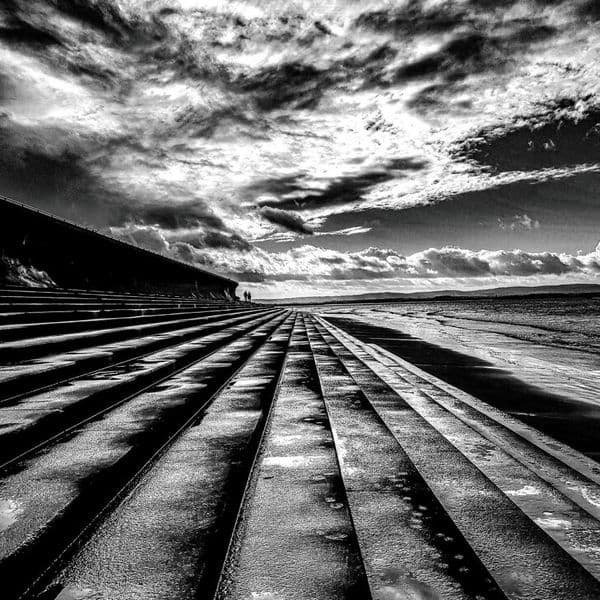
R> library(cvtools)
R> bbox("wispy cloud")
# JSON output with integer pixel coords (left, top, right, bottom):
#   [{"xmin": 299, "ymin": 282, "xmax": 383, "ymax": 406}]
[
  {"xmin": 499, "ymin": 214, "xmax": 540, "ymax": 231},
  {"xmin": 258, "ymin": 206, "xmax": 313, "ymax": 235}
]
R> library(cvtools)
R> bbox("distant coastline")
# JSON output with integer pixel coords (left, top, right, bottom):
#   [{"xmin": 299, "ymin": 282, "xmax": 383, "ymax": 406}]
[{"xmin": 262, "ymin": 283, "xmax": 600, "ymax": 305}]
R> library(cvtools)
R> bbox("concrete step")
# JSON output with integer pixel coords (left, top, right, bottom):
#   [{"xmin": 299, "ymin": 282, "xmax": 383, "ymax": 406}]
[
  {"xmin": 0, "ymin": 310, "xmax": 287, "ymax": 466},
  {"xmin": 0, "ymin": 305, "xmax": 254, "ymax": 343},
  {"xmin": 0, "ymin": 308, "xmax": 281, "ymax": 401},
  {"xmin": 312, "ymin": 315, "xmax": 600, "ymax": 599},
  {"xmin": 305, "ymin": 315, "xmax": 505, "ymax": 600},
  {"xmin": 2, "ymin": 306, "xmax": 599, "ymax": 600},
  {"xmin": 0, "ymin": 286, "xmax": 219, "ymax": 302},
  {"xmin": 0, "ymin": 300, "xmax": 230, "ymax": 313},
  {"xmin": 0, "ymin": 313, "xmax": 293, "ymax": 600},
  {"xmin": 215, "ymin": 314, "xmax": 369, "ymax": 600},
  {"xmin": 0, "ymin": 306, "xmax": 269, "ymax": 362},
  {"xmin": 0, "ymin": 304, "xmax": 242, "ymax": 327},
  {"xmin": 33, "ymin": 315, "xmax": 297, "ymax": 600}
]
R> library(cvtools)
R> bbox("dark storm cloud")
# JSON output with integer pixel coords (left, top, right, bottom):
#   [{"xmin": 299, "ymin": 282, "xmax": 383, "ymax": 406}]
[
  {"xmin": 259, "ymin": 207, "xmax": 313, "ymax": 235},
  {"xmin": 49, "ymin": 0, "xmax": 137, "ymax": 41},
  {"xmin": 0, "ymin": 14, "xmax": 63, "ymax": 47},
  {"xmin": 394, "ymin": 24, "xmax": 557, "ymax": 83},
  {"xmin": 354, "ymin": 2, "xmax": 467, "ymax": 35},
  {"xmin": 251, "ymin": 158, "xmax": 428, "ymax": 211},
  {"xmin": 578, "ymin": 0, "xmax": 600, "ymax": 20},
  {"xmin": 0, "ymin": 118, "xmax": 133, "ymax": 227},
  {"xmin": 118, "ymin": 201, "xmax": 255, "ymax": 253},
  {"xmin": 235, "ymin": 43, "xmax": 398, "ymax": 110},
  {"xmin": 234, "ymin": 62, "xmax": 329, "ymax": 111},
  {"xmin": 406, "ymin": 81, "xmax": 471, "ymax": 115},
  {"xmin": 0, "ymin": 114, "xmax": 238, "ymax": 242},
  {"xmin": 173, "ymin": 229, "xmax": 252, "ymax": 252},
  {"xmin": 455, "ymin": 98, "xmax": 600, "ymax": 172},
  {"xmin": 0, "ymin": 0, "xmax": 134, "ymax": 47},
  {"xmin": 135, "ymin": 202, "xmax": 226, "ymax": 231},
  {"xmin": 0, "ymin": 1, "xmax": 143, "ymax": 95},
  {"xmin": 233, "ymin": 22, "xmax": 544, "ymax": 108},
  {"xmin": 113, "ymin": 224, "xmax": 252, "ymax": 267},
  {"xmin": 1, "ymin": 1, "xmax": 206, "ymax": 91},
  {"xmin": 203, "ymin": 231, "xmax": 251, "ymax": 251},
  {"xmin": 3, "ymin": 0, "xmax": 155, "ymax": 45}
]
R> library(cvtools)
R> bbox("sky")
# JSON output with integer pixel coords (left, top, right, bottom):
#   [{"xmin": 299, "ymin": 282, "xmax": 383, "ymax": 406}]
[{"xmin": 1, "ymin": 0, "xmax": 600, "ymax": 299}]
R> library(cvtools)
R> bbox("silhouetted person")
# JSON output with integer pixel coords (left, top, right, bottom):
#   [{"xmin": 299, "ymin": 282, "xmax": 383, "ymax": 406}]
[
  {"xmin": 243, "ymin": 291, "xmax": 248, "ymax": 302},
  {"xmin": 248, "ymin": 291, "xmax": 252, "ymax": 303}
]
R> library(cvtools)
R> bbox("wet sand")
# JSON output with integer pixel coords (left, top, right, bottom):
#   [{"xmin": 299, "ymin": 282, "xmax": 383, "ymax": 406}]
[{"xmin": 327, "ymin": 316, "xmax": 600, "ymax": 462}]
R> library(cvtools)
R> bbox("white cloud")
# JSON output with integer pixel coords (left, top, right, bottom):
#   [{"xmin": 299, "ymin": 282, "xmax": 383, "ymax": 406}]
[
  {"xmin": 190, "ymin": 241, "xmax": 600, "ymax": 284},
  {"xmin": 499, "ymin": 214, "xmax": 540, "ymax": 231}
]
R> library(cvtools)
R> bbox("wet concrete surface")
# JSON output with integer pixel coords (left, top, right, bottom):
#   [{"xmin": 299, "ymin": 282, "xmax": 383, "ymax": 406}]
[
  {"xmin": 38, "ymin": 316, "xmax": 296, "ymax": 600},
  {"xmin": 313, "ymin": 318, "xmax": 600, "ymax": 599},
  {"xmin": 0, "ymin": 308, "xmax": 281, "ymax": 401},
  {"xmin": 217, "ymin": 318, "xmax": 369, "ymax": 600},
  {"xmin": 314, "ymin": 319, "xmax": 600, "ymax": 584},
  {"xmin": 5, "ymin": 289, "xmax": 600, "ymax": 600},
  {"xmin": 0, "ymin": 306, "xmax": 245, "ymax": 342},
  {"xmin": 0, "ymin": 314, "xmax": 288, "ymax": 599},
  {"xmin": 0, "ymin": 311, "xmax": 282, "ymax": 467},
  {"xmin": 326, "ymin": 316, "xmax": 600, "ymax": 462},
  {"xmin": 0, "ymin": 307, "xmax": 267, "ymax": 363},
  {"xmin": 306, "ymin": 319, "xmax": 505, "ymax": 600}
]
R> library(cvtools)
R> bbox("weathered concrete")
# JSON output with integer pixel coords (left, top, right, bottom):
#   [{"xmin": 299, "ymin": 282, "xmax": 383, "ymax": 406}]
[
  {"xmin": 1, "ymin": 289, "xmax": 600, "ymax": 600},
  {"xmin": 0, "ymin": 195, "xmax": 237, "ymax": 297}
]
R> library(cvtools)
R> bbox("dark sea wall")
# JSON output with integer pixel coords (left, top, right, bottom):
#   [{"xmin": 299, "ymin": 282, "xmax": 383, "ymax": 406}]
[{"xmin": 0, "ymin": 196, "xmax": 237, "ymax": 298}]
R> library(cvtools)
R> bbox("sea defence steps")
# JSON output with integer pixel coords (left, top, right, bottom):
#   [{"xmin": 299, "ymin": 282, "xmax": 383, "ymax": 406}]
[
  {"xmin": 0, "ymin": 195, "xmax": 238, "ymax": 298},
  {"xmin": 0, "ymin": 287, "xmax": 599, "ymax": 599}
]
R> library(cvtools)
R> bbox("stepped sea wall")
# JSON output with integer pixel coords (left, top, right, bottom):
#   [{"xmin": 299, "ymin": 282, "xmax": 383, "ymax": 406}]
[{"xmin": 0, "ymin": 196, "xmax": 237, "ymax": 298}]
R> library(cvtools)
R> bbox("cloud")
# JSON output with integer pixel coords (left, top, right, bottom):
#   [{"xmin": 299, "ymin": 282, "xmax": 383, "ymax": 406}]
[
  {"xmin": 174, "ymin": 229, "xmax": 252, "ymax": 252},
  {"xmin": 0, "ymin": 116, "xmax": 136, "ymax": 227},
  {"xmin": 253, "ymin": 224, "xmax": 371, "ymax": 244},
  {"xmin": 135, "ymin": 202, "xmax": 226, "ymax": 231},
  {"xmin": 315, "ymin": 226, "xmax": 372, "ymax": 237},
  {"xmin": 259, "ymin": 206, "xmax": 313, "ymax": 235},
  {"xmin": 455, "ymin": 98, "xmax": 600, "ymax": 172},
  {"xmin": 251, "ymin": 158, "xmax": 428, "ymax": 212},
  {"xmin": 112, "ymin": 223, "xmax": 252, "ymax": 255},
  {"xmin": 186, "ymin": 242, "xmax": 600, "ymax": 284},
  {"xmin": 0, "ymin": 0, "xmax": 599, "ymax": 300},
  {"xmin": 235, "ymin": 62, "xmax": 328, "ymax": 111},
  {"xmin": 354, "ymin": 2, "xmax": 465, "ymax": 35},
  {"xmin": 393, "ymin": 23, "xmax": 557, "ymax": 83},
  {"xmin": 499, "ymin": 214, "xmax": 540, "ymax": 231},
  {"xmin": 578, "ymin": 0, "xmax": 600, "ymax": 21},
  {"xmin": 0, "ymin": 11, "xmax": 63, "ymax": 47},
  {"xmin": 406, "ymin": 81, "xmax": 472, "ymax": 116}
]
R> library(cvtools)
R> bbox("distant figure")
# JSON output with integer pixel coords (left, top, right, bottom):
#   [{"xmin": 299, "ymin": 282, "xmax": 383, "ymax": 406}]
[
  {"xmin": 243, "ymin": 291, "xmax": 248, "ymax": 302},
  {"xmin": 248, "ymin": 291, "xmax": 252, "ymax": 303}
]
